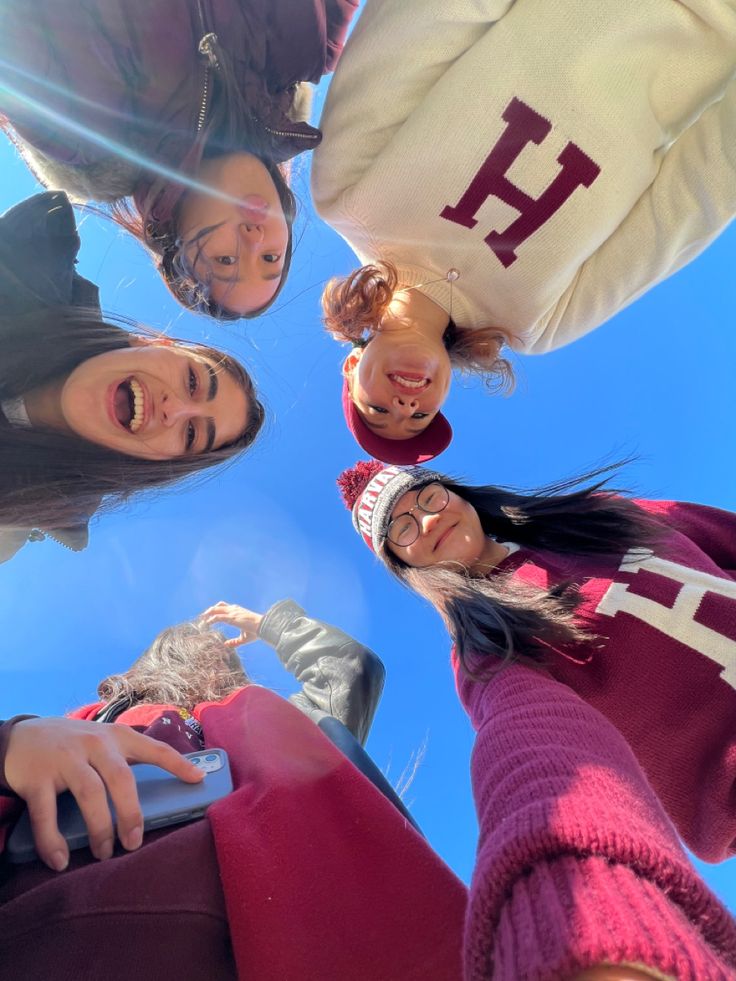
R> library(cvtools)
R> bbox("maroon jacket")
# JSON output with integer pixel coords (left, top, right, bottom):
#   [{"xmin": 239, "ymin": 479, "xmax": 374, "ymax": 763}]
[
  {"xmin": 0, "ymin": 0, "xmax": 358, "ymax": 167},
  {"xmin": 0, "ymin": 688, "xmax": 467, "ymax": 980}
]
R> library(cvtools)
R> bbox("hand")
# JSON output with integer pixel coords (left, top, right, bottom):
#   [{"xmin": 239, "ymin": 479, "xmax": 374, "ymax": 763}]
[
  {"xmin": 4, "ymin": 717, "xmax": 204, "ymax": 872},
  {"xmin": 199, "ymin": 600, "xmax": 264, "ymax": 648}
]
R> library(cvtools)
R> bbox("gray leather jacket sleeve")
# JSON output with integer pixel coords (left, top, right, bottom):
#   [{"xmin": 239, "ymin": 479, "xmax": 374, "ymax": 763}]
[{"xmin": 258, "ymin": 600, "xmax": 385, "ymax": 746}]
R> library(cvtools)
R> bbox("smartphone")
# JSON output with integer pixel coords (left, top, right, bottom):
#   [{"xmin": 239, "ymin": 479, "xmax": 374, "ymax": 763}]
[{"xmin": 6, "ymin": 748, "xmax": 232, "ymax": 865}]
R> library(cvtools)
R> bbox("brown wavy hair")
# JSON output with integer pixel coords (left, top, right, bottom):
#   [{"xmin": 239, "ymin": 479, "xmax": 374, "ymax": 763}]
[
  {"xmin": 322, "ymin": 261, "xmax": 514, "ymax": 394},
  {"xmin": 97, "ymin": 620, "xmax": 250, "ymax": 713}
]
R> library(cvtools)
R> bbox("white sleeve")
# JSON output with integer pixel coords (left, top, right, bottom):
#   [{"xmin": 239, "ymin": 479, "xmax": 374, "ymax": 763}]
[
  {"xmin": 531, "ymin": 79, "xmax": 736, "ymax": 353},
  {"xmin": 312, "ymin": 0, "xmax": 517, "ymax": 214}
]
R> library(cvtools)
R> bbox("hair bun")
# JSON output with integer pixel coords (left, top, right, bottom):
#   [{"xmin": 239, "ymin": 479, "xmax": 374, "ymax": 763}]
[{"xmin": 336, "ymin": 460, "xmax": 385, "ymax": 510}]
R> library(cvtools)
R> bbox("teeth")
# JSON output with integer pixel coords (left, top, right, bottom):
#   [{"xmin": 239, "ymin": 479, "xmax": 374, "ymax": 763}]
[
  {"xmin": 391, "ymin": 374, "xmax": 427, "ymax": 389},
  {"xmin": 128, "ymin": 378, "xmax": 145, "ymax": 433}
]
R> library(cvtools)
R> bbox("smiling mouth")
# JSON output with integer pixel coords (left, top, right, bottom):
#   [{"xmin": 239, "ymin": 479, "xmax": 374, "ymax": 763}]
[
  {"xmin": 388, "ymin": 372, "xmax": 430, "ymax": 393},
  {"xmin": 433, "ymin": 523, "xmax": 457, "ymax": 552},
  {"xmin": 114, "ymin": 377, "xmax": 145, "ymax": 433}
]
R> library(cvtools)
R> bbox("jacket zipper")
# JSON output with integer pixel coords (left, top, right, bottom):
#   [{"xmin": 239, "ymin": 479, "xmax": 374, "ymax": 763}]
[
  {"xmin": 29, "ymin": 529, "xmax": 84, "ymax": 552},
  {"xmin": 263, "ymin": 123, "xmax": 319, "ymax": 141},
  {"xmin": 197, "ymin": 32, "xmax": 219, "ymax": 133},
  {"xmin": 195, "ymin": 0, "xmax": 317, "ymax": 143}
]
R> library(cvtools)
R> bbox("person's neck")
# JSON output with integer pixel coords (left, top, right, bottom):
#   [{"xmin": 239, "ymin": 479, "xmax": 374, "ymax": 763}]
[
  {"xmin": 380, "ymin": 287, "xmax": 450, "ymax": 342},
  {"xmin": 23, "ymin": 378, "xmax": 70, "ymax": 432},
  {"xmin": 469, "ymin": 537, "xmax": 510, "ymax": 575}
]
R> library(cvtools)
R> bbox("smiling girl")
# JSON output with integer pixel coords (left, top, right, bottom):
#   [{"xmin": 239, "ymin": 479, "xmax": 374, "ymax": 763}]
[
  {"xmin": 0, "ymin": 193, "xmax": 264, "ymax": 564},
  {"xmin": 0, "ymin": 0, "xmax": 359, "ymax": 318},
  {"xmin": 314, "ymin": 0, "xmax": 736, "ymax": 462},
  {"xmin": 338, "ymin": 458, "xmax": 736, "ymax": 978}
]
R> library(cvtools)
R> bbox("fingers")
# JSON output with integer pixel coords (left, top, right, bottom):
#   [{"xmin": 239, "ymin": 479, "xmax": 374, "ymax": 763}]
[
  {"xmin": 25, "ymin": 784, "xmax": 68, "ymax": 872},
  {"xmin": 121, "ymin": 728, "xmax": 205, "ymax": 785},
  {"xmin": 224, "ymin": 633, "xmax": 246, "ymax": 649},
  {"xmin": 200, "ymin": 600, "xmax": 239, "ymax": 623},
  {"xmin": 93, "ymin": 748, "xmax": 143, "ymax": 852},
  {"xmin": 63, "ymin": 764, "xmax": 115, "ymax": 861}
]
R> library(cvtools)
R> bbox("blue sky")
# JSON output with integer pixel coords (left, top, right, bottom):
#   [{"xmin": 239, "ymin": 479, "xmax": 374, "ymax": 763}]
[{"xmin": 0, "ymin": 59, "xmax": 735, "ymax": 914}]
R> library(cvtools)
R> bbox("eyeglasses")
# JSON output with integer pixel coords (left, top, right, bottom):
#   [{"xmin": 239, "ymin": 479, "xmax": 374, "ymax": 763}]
[{"xmin": 387, "ymin": 483, "xmax": 450, "ymax": 548}]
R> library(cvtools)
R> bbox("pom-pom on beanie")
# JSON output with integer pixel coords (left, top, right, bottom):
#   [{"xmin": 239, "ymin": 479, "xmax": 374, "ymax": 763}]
[{"xmin": 337, "ymin": 460, "xmax": 441, "ymax": 553}]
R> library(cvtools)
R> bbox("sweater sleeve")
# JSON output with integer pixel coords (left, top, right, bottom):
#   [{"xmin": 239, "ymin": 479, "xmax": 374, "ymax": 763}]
[
  {"xmin": 258, "ymin": 600, "xmax": 385, "ymax": 745},
  {"xmin": 530, "ymin": 79, "xmax": 736, "ymax": 353},
  {"xmin": 460, "ymin": 663, "xmax": 736, "ymax": 980},
  {"xmin": 633, "ymin": 499, "xmax": 736, "ymax": 579},
  {"xmin": 312, "ymin": 0, "xmax": 516, "ymax": 213}
]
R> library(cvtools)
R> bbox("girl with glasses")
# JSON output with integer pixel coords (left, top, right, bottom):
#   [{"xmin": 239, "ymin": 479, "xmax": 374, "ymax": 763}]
[{"xmin": 338, "ymin": 458, "xmax": 736, "ymax": 979}]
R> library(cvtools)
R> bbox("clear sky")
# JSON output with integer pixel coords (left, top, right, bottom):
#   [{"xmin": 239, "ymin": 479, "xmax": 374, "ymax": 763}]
[{"xmin": 0, "ymin": 43, "xmax": 735, "ymax": 916}]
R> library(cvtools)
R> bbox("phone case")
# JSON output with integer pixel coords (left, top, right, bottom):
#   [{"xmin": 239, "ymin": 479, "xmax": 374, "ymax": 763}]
[{"xmin": 6, "ymin": 748, "xmax": 233, "ymax": 864}]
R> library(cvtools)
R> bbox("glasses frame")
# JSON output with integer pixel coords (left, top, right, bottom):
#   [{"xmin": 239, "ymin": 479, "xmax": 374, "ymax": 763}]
[{"xmin": 386, "ymin": 483, "xmax": 450, "ymax": 548}]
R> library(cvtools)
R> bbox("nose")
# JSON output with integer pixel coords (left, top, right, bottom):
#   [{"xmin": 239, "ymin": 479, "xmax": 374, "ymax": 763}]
[
  {"xmin": 239, "ymin": 223, "xmax": 265, "ymax": 249},
  {"xmin": 420, "ymin": 511, "xmax": 442, "ymax": 536},
  {"xmin": 392, "ymin": 395, "xmax": 419, "ymax": 417},
  {"xmin": 160, "ymin": 392, "xmax": 197, "ymax": 427}
]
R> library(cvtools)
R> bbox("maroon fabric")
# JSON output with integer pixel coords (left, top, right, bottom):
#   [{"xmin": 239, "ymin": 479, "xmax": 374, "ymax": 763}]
[
  {"xmin": 199, "ymin": 687, "xmax": 467, "ymax": 980},
  {"xmin": 0, "ymin": 0, "xmax": 358, "ymax": 167},
  {"xmin": 457, "ymin": 662, "xmax": 736, "ymax": 980},
  {"xmin": 341, "ymin": 376, "xmax": 453, "ymax": 464},
  {"xmin": 479, "ymin": 498, "xmax": 736, "ymax": 862},
  {"xmin": 0, "ymin": 819, "xmax": 236, "ymax": 981},
  {"xmin": 1, "ymin": 688, "xmax": 467, "ymax": 980}
]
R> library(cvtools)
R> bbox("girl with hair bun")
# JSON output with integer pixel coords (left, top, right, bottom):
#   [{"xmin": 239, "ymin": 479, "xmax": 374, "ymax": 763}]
[
  {"xmin": 338, "ymin": 457, "xmax": 736, "ymax": 979},
  {"xmin": 1, "ymin": 0, "xmax": 359, "ymax": 319}
]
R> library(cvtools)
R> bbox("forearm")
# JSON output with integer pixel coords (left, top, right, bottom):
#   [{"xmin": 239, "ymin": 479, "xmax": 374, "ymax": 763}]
[
  {"xmin": 464, "ymin": 665, "xmax": 736, "ymax": 979},
  {"xmin": 259, "ymin": 600, "xmax": 385, "ymax": 744},
  {"xmin": 534, "ymin": 80, "xmax": 736, "ymax": 353},
  {"xmin": 313, "ymin": 0, "xmax": 514, "ymax": 211}
]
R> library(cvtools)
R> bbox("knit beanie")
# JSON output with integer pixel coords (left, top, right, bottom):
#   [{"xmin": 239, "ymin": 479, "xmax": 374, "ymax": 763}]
[{"xmin": 337, "ymin": 460, "xmax": 441, "ymax": 553}]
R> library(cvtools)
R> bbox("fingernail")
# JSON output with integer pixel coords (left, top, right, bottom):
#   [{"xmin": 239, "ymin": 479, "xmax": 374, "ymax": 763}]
[
  {"xmin": 124, "ymin": 826, "xmax": 143, "ymax": 851},
  {"xmin": 51, "ymin": 850, "xmax": 69, "ymax": 872},
  {"xmin": 97, "ymin": 838, "xmax": 114, "ymax": 860}
]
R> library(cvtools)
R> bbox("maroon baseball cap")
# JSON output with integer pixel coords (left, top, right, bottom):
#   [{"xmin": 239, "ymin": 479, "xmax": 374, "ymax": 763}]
[{"xmin": 341, "ymin": 379, "xmax": 452, "ymax": 465}]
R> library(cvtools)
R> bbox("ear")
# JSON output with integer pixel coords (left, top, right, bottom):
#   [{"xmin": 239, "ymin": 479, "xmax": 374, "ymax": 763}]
[{"xmin": 342, "ymin": 349, "xmax": 361, "ymax": 379}]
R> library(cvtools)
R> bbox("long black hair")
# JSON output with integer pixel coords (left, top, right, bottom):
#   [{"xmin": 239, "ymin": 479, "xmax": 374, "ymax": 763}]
[
  {"xmin": 380, "ymin": 464, "xmax": 664, "ymax": 677},
  {"xmin": 0, "ymin": 306, "xmax": 264, "ymax": 532}
]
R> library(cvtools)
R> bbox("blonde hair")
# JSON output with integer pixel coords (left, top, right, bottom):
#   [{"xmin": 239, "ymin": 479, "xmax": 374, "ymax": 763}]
[{"xmin": 322, "ymin": 261, "xmax": 514, "ymax": 394}]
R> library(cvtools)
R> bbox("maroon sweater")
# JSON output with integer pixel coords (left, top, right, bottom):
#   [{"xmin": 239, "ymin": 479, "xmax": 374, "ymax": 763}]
[
  {"xmin": 490, "ymin": 499, "xmax": 736, "ymax": 861},
  {"xmin": 453, "ymin": 499, "xmax": 736, "ymax": 978}
]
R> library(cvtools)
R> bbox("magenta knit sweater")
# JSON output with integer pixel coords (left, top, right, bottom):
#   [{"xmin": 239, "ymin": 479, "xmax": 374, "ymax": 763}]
[{"xmin": 456, "ymin": 663, "xmax": 736, "ymax": 980}]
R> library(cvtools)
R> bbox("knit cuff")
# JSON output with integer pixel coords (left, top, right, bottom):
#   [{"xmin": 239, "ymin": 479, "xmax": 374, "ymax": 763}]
[{"xmin": 468, "ymin": 855, "xmax": 736, "ymax": 981}]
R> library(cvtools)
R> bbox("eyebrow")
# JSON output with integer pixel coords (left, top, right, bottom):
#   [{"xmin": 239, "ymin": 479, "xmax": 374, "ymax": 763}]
[
  {"xmin": 204, "ymin": 419, "xmax": 216, "ymax": 454},
  {"xmin": 205, "ymin": 363, "xmax": 218, "ymax": 401}
]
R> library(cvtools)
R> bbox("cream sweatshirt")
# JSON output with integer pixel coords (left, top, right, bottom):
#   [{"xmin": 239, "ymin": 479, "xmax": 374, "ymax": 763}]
[{"xmin": 312, "ymin": 0, "xmax": 736, "ymax": 353}]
